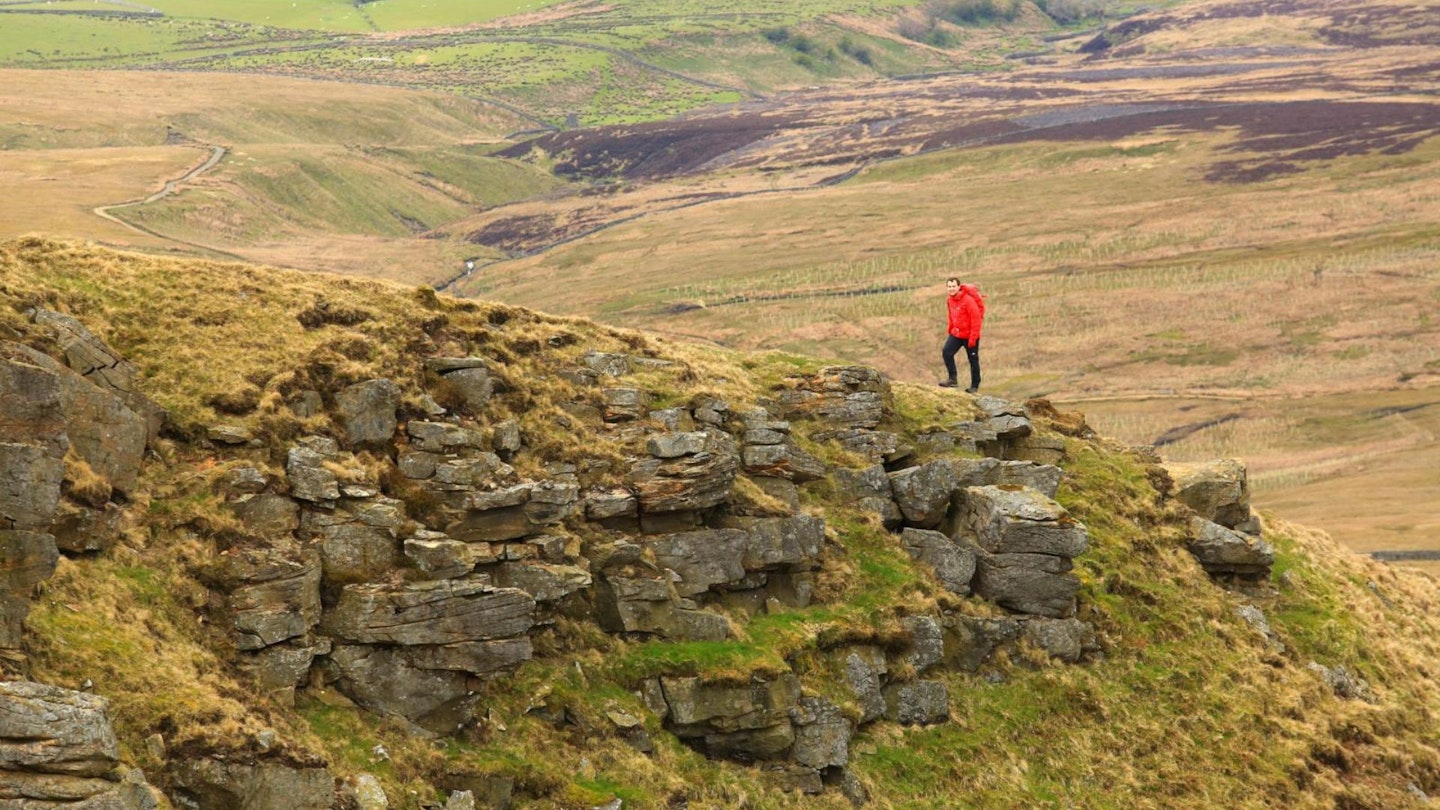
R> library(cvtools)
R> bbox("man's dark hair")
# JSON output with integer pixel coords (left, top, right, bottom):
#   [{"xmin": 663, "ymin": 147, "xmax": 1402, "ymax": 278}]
[{"xmin": 946, "ymin": 276, "xmax": 961, "ymax": 285}]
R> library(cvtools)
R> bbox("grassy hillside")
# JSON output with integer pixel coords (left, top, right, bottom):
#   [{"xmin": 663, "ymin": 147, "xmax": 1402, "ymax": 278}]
[
  {"xmin": 2, "ymin": 0, "xmax": 1437, "ymax": 570},
  {"xmin": 5, "ymin": 237, "xmax": 1440, "ymax": 809}
]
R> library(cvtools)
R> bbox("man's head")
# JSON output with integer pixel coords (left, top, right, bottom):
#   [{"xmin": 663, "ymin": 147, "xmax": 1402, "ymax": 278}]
[{"xmin": 946, "ymin": 277, "xmax": 960, "ymax": 296}]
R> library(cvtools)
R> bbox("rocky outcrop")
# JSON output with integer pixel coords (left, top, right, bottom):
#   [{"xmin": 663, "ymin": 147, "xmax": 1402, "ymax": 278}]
[
  {"xmin": 628, "ymin": 429, "xmax": 739, "ymax": 515},
  {"xmin": 901, "ymin": 527, "xmax": 976, "ymax": 595},
  {"xmin": 170, "ymin": 757, "xmax": 333, "ymax": 810},
  {"xmin": 1188, "ymin": 517, "xmax": 1274, "ymax": 579},
  {"xmin": 1162, "ymin": 459, "xmax": 1260, "ymax": 535},
  {"xmin": 335, "ymin": 379, "xmax": 401, "ymax": 449},
  {"xmin": 959, "ymin": 486, "xmax": 1089, "ymax": 618},
  {"xmin": 0, "ymin": 681, "xmax": 159, "ymax": 809}
]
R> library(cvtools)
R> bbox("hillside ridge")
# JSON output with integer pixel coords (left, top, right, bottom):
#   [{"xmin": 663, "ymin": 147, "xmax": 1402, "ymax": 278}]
[{"xmin": 3, "ymin": 238, "xmax": 1440, "ymax": 809}]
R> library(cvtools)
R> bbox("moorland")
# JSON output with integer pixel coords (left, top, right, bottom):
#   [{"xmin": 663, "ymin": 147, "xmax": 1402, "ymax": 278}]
[{"xmin": 2, "ymin": 0, "xmax": 1437, "ymax": 565}]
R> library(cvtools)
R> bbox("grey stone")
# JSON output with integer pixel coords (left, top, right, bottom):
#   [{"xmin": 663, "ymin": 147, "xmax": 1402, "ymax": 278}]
[
  {"xmin": 714, "ymin": 515, "xmax": 825, "ymax": 572},
  {"xmin": 27, "ymin": 311, "xmax": 163, "ymax": 446},
  {"xmin": 958, "ymin": 486, "xmax": 1088, "ymax": 557},
  {"xmin": 407, "ymin": 422, "xmax": 487, "ymax": 453},
  {"xmin": 350, "ymin": 773, "xmax": 388, "ymax": 810},
  {"xmin": 692, "ymin": 397, "xmax": 729, "ymax": 426},
  {"xmin": 594, "ymin": 575, "xmax": 730, "ymax": 641},
  {"xmin": 661, "ymin": 674, "xmax": 801, "ymax": 735},
  {"xmin": 883, "ymin": 681, "xmax": 948, "ymax": 726},
  {"xmin": 943, "ymin": 615, "xmax": 1023, "ymax": 672},
  {"xmin": 1164, "ymin": 459, "xmax": 1255, "ymax": 532},
  {"xmin": 582, "ymin": 352, "xmax": 631, "ymax": 377},
  {"xmin": 170, "ymin": 758, "xmax": 333, "ymax": 810},
  {"xmin": 445, "ymin": 790, "xmax": 477, "ymax": 810},
  {"xmin": 740, "ymin": 440, "xmax": 828, "ymax": 482},
  {"xmin": 238, "ymin": 638, "xmax": 328, "ymax": 705},
  {"xmin": 322, "ymin": 580, "xmax": 535, "ymax": 646},
  {"xmin": 0, "ymin": 681, "xmax": 120, "ymax": 777},
  {"xmin": 647, "ymin": 432, "xmax": 708, "ymax": 459},
  {"xmin": 208, "ymin": 425, "xmax": 253, "ymax": 445},
  {"xmin": 442, "ymin": 367, "xmax": 494, "ymax": 413},
  {"xmin": 602, "ymin": 388, "xmax": 647, "ymax": 423},
  {"xmin": 398, "ymin": 451, "xmax": 441, "ymax": 480},
  {"xmin": 1021, "ymin": 618, "xmax": 1088, "ymax": 663},
  {"xmin": 972, "ymin": 556, "xmax": 1081, "ymax": 618},
  {"xmin": 0, "ymin": 352, "xmax": 68, "ymax": 454},
  {"xmin": 316, "ymin": 522, "xmax": 398, "ymax": 585},
  {"xmin": 404, "ymin": 534, "xmax": 491, "ymax": 579},
  {"xmin": 843, "ymin": 647, "xmax": 888, "ymax": 723},
  {"xmin": 901, "ymin": 528, "xmax": 976, "ymax": 595},
  {"xmin": 889, "ymin": 461, "xmax": 959, "ymax": 529},
  {"xmin": 49, "ymin": 501, "xmax": 123, "ymax": 554},
  {"xmin": 492, "ymin": 420, "xmax": 522, "ymax": 457},
  {"xmin": 336, "ymin": 379, "xmax": 401, "ymax": 448},
  {"xmin": 777, "ymin": 366, "xmax": 891, "ymax": 429},
  {"xmin": 1, "ymin": 531, "xmax": 59, "ymax": 648},
  {"xmin": 648, "ymin": 408, "xmax": 695, "ymax": 432},
  {"xmin": 790, "ymin": 697, "xmax": 851, "ymax": 770},
  {"xmin": 408, "ymin": 638, "xmax": 533, "ymax": 674},
  {"xmin": 1188, "ymin": 518, "xmax": 1273, "ymax": 577},
  {"xmin": 325, "ymin": 644, "xmax": 474, "ymax": 732},
  {"xmin": 901, "ymin": 615, "xmax": 944, "ymax": 673},
  {"xmin": 645, "ymin": 530, "xmax": 748, "ymax": 597},
  {"xmin": 492, "ymin": 562, "xmax": 592, "ymax": 603},
  {"xmin": 286, "ymin": 445, "xmax": 340, "ymax": 504},
  {"xmin": 585, "ymin": 489, "xmax": 638, "ymax": 521},
  {"xmin": 629, "ymin": 431, "xmax": 739, "ymax": 514},
  {"xmin": 229, "ymin": 494, "xmax": 300, "ymax": 538},
  {"xmin": 0, "ymin": 442, "xmax": 64, "ymax": 532}
]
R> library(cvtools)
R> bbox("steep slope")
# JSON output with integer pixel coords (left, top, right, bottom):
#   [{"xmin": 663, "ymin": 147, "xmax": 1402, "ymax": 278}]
[{"xmin": 2, "ymin": 237, "xmax": 1439, "ymax": 809}]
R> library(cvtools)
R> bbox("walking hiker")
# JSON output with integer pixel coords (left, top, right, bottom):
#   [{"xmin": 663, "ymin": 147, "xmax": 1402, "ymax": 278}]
[{"xmin": 939, "ymin": 277, "xmax": 984, "ymax": 393}]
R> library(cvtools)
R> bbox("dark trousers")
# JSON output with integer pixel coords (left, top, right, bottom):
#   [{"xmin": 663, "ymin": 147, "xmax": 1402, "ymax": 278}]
[{"xmin": 942, "ymin": 336, "xmax": 981, "ymax": 389}]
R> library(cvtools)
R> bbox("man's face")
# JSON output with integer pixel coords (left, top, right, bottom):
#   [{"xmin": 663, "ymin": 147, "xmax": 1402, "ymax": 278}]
[{"xmin": 946, "ymin": 280, "xmax": 960, "ymax": 296}]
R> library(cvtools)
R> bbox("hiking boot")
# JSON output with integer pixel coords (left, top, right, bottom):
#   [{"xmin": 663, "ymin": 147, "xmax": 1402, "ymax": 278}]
[
  {"xmin": 938, "ymin": 379, "xmax": 958, "ymax": 388},
  {"xmin": 964, "ymin": 386, "xmax": 979, "ymax": 394}
]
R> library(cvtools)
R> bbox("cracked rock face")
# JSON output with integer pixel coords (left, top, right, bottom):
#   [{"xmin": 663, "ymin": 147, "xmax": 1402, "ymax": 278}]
[{"xmin": 0, "ymin": 681, "xmax": 160, "ymax": 809}]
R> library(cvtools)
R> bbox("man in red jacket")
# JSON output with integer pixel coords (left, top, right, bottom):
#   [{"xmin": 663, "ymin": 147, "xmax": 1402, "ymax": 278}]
[{"xmin": 940, "ymin": 277, "xmax": 984, "ymax": 393}]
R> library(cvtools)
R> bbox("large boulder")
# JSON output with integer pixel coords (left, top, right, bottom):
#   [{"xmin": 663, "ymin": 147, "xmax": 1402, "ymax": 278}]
[
  {"xmin": 958, "ymin": 486, "xmax": 1088, "ymax": 618},
  {"xmin": 0, "ymin": 682, "xmax": 121, "ymax": 777},
  {"xmin": 775, "ymin": 366, "xmax": 891, "ymax": 429},
  {"xmin": 660, "ymin": 674, "xmax": 801, "ymax": 761},
  {"xmin": 628, "ymin": 430, "xmax": 739, "ymax": 513},
  {"xmin": 335, "ymin": 379, "xmax": 401, "ymax": 449},
  {"xmin": 27, "ymin": 310, "xmax": 163, "ymax": 445},
  {"xmin": 958, "ymin": 486, "xmax": 1088, "ymax": 558},
  {"xmin": 0, "ymin": 681, "xmax": 159, "ymax": 809},
  {"xmin": 1163, "ymin": 459, "xmax": 1259, "ymax": 534},
  {"xmin": 832, "ymin": 465, "xmax": 901, "ymax": 529},
  {"xmin": 207, "ymin": 548, "xmax": 323, "ymax": 652},
  {"xmin": 643, "ymin": 530, "xmax": 748, "ymax": 598},
  {"xmin": 790, "ymin": 697, "xmax": 851, "ymax": 771},
  {"xmin": 889, "ymin": 461, "xmax": 959, "ymax": 529},
  {"xmin": 883, "ymin": 681, "xmax": 949, "ymax": 726},
  {"xmin": 322, "ymin": 580, "xmax": 535, "ymax": 646},
  {"xmin": 1188, "ymin": 517, "xmax": 1274, "ymax": 579},
  {"xmin": 900, "ymin": 528, "xmax": 976, "ymax": 595},
  {"xmin": 592, "ymin": 575, "xmax": 730, "ymax": 641},
  {"xmin": 170, "ymin": 758, "xmax": 332, "ymax": 810}
]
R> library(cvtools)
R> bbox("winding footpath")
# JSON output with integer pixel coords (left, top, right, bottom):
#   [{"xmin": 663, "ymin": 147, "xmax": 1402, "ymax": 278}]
[{"xmin": 93, "ymin": 143, "xmax": 245, "ymax": 260}]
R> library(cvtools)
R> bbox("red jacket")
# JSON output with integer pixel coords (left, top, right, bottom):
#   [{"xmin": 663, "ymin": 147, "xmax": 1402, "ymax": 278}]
[{"xmin": 947, "ymin": 284, "xmax": 985, "ymax": 344}]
